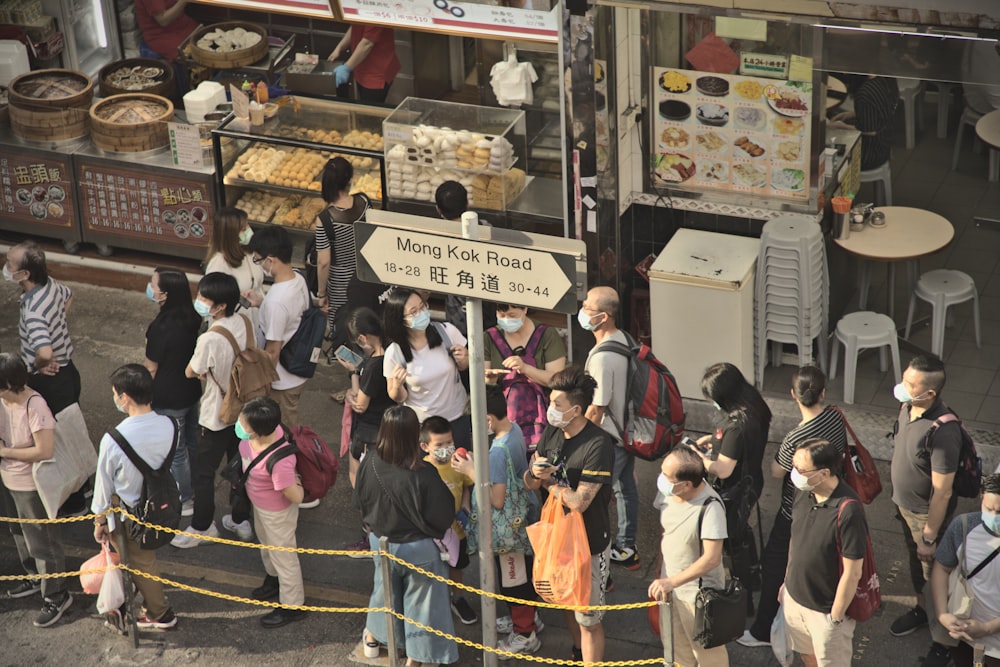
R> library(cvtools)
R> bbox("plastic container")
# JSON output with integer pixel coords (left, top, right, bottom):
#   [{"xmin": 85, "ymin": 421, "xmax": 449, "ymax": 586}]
[{"xmin": 0, "ymin": 40, "xmax": 30, "ymax": 86}]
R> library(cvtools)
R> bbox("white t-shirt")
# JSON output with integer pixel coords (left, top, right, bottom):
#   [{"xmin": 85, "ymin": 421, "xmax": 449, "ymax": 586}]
[
  {"xmin": 585, "ymin": 329, "xmax": 628, "ymax": 443},
  {"xmin": 383, "ymin": 322, "xmax": 468, "ymax": 422},
  {"xmin": 654, "ymin": 484, "xmax": 728, "ymax": 602},
  {"xmin": 205, "ymin": 252, "xmax": 264, "ymax": 329},
  {"xmin": 188, "ymin": 313, "xmax": 249, "ymax": 430},
  {"xmin": 257, "ymin": 273, "xmax": 309, "ymax": 390}
]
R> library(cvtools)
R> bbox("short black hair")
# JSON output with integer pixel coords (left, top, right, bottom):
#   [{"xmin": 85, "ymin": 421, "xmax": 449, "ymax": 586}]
[
  {"xmin": 321, "ymin": 157, "xmax": 353, "ymax": 202},
  {"xmin": 347, "ymin": 306, "xmax": 383, "ymax": 341},
  {"xmin": 110, "ymin": 363, "xmax": 153, "ymax": 406},
  {"xmin": 669, "ymin": 446, "xmax": 706, "ymax": 485},
  {"xmin": 485, "ymin": 385, "xmax": 508, "ymax": 420},
  {"xmin": 241, "ymin": 396, "xmax": 282, "ymax": 437},
  {"xmin": 13, "ymin": 241, "xmax": 48, "ymax": 285},
  {"xmin": 792, "ymin": 365, "xmax": 826, "ymax": 408},
  {"xmin": 982, "ymin": 473, "xmax": 1000, "ymax": 496},
  {"xmin": 909, "ymin": 354, "xmax": 947, "ymax": 393},
  {"xmin": 248, "ymin": 225, "xmax": 293, "ymax": 265},
  {"xmin": 549, "ymin": 366, "xmax": 597, "ymax": 410},
  {"xmin": 420, "ymin": 415, "xmax": 453, "ymax": 444},
  {"xmin": 198, "ymin": 272, "xmax": 240, "ymax": 316},
  {"xmin": 435, "ymin": 180, "xmax": 468, "ymax": 220},
  {"xmin": 0, "ymin": 353, "xmax": 29, "ymax": 392},
  {"xmin": 795, "ymin": 438, "xmax": 843, "ymax": 477}
]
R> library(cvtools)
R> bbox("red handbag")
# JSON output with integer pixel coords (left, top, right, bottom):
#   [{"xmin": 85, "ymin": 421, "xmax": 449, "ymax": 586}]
[
  {"xmin": 832, "ymin": 406, "xmax": 882, "ymax": 504},
  {"xmin": 836, "ymin": 498, "xmax": 881, "ymax": 621}
]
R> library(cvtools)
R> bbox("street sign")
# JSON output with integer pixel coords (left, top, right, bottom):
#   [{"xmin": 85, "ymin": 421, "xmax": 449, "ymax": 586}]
[{"xmin": 354, "ymin": 215, "xmax": 583, "ymax": 314}]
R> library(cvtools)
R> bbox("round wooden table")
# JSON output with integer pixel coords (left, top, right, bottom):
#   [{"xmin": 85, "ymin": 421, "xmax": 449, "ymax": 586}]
[
  {"xmin": 975, "ymin": 108, "xmax": 1000, "ymax": 182},
  {"xmin": 833, "ymin": 206, "xmax": 954, "ymax": 320}
]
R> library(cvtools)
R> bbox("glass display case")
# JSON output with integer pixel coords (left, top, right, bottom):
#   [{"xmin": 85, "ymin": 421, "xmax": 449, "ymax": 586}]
[
  {"xmin": 212, "ymin": 97, "xmax": 389, "ymax": 237},
  {"xmin": 383, "ymin": 98, "xmax": 528, "ymax": 213}
]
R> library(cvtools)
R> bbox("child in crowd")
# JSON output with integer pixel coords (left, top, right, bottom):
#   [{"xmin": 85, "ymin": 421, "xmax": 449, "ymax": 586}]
[
  {"xmin": 452, "ymin": 386, "xmax": 542, "ymax": 658},
  {"xmin": 419, "ymin": 416, "xmax": 478, "ymax": 625}
]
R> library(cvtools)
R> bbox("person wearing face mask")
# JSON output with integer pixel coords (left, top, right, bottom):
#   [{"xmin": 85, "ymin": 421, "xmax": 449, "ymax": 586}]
[
  {"xmin": 234, "ymin": 397, "xmax": 307, "ymax": 628},
  {"xmin": 143, "ymin": 268, "xmax": 202, "ymax": 519},
  {"xmin": 888, "ymin": 354, "xmax": 963, "ymax": 667},
  {"xmin": 931, "ymin": 473, "xmax": 1000, "ymax": 667},
  {"xmin": 173, "ymin": 273, "xmax": 253, "ymax": 548},
  {"xmin": 204, "ymin": 207, "xmax": 264, "ymax": 330},
  {"xmin": 382, "ymin": 288, "xmax": 471, "ymax": 447},
  {"xmin": 92, "ymin": 364, "xmax": 178, "ymax": 630},
  {"xmin": 782, "ymin": 439, "xmax": 869, "ymax": 667},
  {"xmin": 484, "ymin": 303, "xmax": 566, "ymax": 453},
  {"xmin": 582, "ymin": 287, "xmax": 640, "ymax": 572},
  {"xmin": 524, "ymin": 366, "xmax": 614, "ymax": 665},
  {"xmin": 648, "ymin": 446, "xmax": 729, "ymax": 667}
]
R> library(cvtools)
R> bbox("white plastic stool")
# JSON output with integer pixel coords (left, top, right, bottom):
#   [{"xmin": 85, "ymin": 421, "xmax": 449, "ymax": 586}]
[
  {"xmin": 927, "ymin": 81, "xmax": 958, "ymax": 139},
  {"xmin": 897, "ymin": 78, "xmax": 925, "ymax": 150},
  {"xmin": 952, "ymin": 106, "xmax": 985, "ymax": 171},
  {"xmin": 904, "ymin": 269, "xmax": 981, "ymax": 358},
  {"xmin": 860, "ymin": 161, "xmax": 893, "ymax": 206},
  {"xmin": 830, "ymin": 311, "xmax": 901, "ymax": 405}
]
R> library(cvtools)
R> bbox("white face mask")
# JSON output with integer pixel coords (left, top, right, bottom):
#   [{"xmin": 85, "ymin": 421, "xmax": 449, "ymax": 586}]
[
  {"xmin": 431, "ymin": 445, "xmax": 455, "ymax": 462},
  {"xmin": 546, "ymin": 404, "xmax": 574, "ymax": 429},
  {"xmin": 790, "ymin": 468, "xmax": 820, "ymax": 491},
  {"xmin": 657, "ymin": 473, "xmax": 676, "ymax": 497},
  {"xmin": 3, "ymin": 264, "xmax": 18, "ymax": 282}
]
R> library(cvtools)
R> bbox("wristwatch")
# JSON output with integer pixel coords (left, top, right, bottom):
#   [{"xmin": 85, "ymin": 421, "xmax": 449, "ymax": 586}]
[
  {"xmin": 831, "ymin": 616, "xmax": 844, "ymax": 626},
  {"xmin": 921, "ymin": 535, "xmax": 938, "ymax": 546}
]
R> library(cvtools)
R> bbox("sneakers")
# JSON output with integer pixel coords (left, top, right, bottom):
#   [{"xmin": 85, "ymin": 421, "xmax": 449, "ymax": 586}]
[
  {"xmin": 33, "ymin": 593, "xmax": 72, "ymax": 628},
  {"xmin": 299, "ymin": 499, "xmax": 321, "ymax": 509},
  {"xmin": 610, "ymin": 544, "xmax": 641, "ymax": 570},
  {"xmin": 170, "ymin": 522, "xmax": 220, "ymax": 549},
  {"xmin": 222, "ymin": 514, "xmax": 254, "ymax": 541},
  {"xmin": 345, "ymin": 537, "xmax": 371, "ymax": 559},
  {"xmin": 451, "ymin": 596, "xmax": 479, "ymax": 625},
  {"xmin": 252, "ymin": 575, "xmax": 280, "ymax": 601},
  {"xmin": 497, "ymin": 631, "xmax": 541, "ymax": 660},
  {"xmin": 921, "ymin": 642, "xmax": 953, "ymax": 667},
  {"xmin": 737, "ymin": 629, "xmax": 771, "ymax": 648},
  {"xmin": 136, "ymin": 608, "xmax": 178, "ymax": 630},
  {"xmin": 7, "ymin": 579, "xmax": 41, "ymax": 599},
  {"xmin": 363, "ymin": 630, "xmax": 380, "ymax": 658},
  {"xmin": 181, "ymin": 499, "xmax": 194, "ymax": 517},
  {"xmin": 890, "ymin": 605, "xmax": 928, "ymax": 637},
  {"xmin": 260, "ymin": 607, "xmax": 307, "ymax": 628},
  {"xmin": 497, "ymin": 612, "xmax": 544, "ymax": 635},
  {"xmin": 104, "ymin": 607, "xmax": 127, "ymax": 635}
]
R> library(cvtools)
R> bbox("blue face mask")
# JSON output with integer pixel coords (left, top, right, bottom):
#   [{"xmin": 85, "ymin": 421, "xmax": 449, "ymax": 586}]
[
  {"xmin": 193, "ymin": 299, "xmax": 212, "ymax": 319},
  {"xmin": 496, "ymin": 317, "xmax": 523, "ymax": 333},
  {"xmin": 113, "ymin": 393, "xmax": 126, "ymax": 414},
  {"xmin": 234, "ymin": 421, "xmax": 253, "ymax": 441},
  {"xmin": 982, "ymin": 510, "xmax": 1000, "ymax": 534},
  {"xmin": 577, "ymin": 308, "xmax": 601, "ymax": 331},
  {"xmin": 406, "ymin": 308, "xmax": 431, "ymax": 331}
]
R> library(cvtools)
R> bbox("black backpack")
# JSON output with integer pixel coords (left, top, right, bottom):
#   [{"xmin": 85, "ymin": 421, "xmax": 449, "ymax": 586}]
[
  {"xmin": 923, "ymin": 411, "xmax": 983, "ymax": 498},
  {"xmin": 279, "ymin": 274, "xmax": 326, "ymax": 378},
  {"xmin": 108, "ymin": 421, "xmax": 181, "ymax": 549}
]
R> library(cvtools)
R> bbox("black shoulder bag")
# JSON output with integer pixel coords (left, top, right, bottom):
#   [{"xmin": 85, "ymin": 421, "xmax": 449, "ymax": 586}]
[
  {"xmin": 221, "ymin": 436, "xmax": 289, "ymax": 517},
  {"xmin": 692, "ymin": 495, "xmax": 749, "ymax": 649}
]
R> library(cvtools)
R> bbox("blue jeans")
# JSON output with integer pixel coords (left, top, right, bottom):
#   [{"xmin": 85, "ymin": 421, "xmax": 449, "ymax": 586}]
[
  {"xmin": 366, "ymin": 534, "xmax": 458, "ymax": 664},
  {"xmin": 155, "ymin": 403, "xmax": 198, "ymax": 503},
  {"xmin": 611, "ymin": 445, "xmax": 638, "ymax": 548}
]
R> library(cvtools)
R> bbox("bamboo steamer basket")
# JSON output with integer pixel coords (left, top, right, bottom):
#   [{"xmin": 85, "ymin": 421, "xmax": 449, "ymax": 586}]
[
  {"xmin": 89, "ymin": 93, "xmax": 174, "ymax": 152},
  {"xmin": 99, "ymin": 58, "xmax": 176, "ymax": 98},
  {"xmin": 189, "ymin": 22, "xmax": 268, "ymax": 69},
  {"xmin": 8, "ymin": 69, "xmax": 93, "ymax": 141}
]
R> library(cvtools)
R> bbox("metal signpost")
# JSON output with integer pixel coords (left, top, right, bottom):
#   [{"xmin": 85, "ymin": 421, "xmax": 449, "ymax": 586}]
[{"xmin": 356, "ymin": 209, "xmax": 585, "ymax": 666}]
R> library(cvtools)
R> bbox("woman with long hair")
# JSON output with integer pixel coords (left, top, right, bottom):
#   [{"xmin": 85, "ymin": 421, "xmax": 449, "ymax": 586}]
[
  {"xmin": 382, "ymin": 288, "xmax": 471, "ymax": 447},
  {"xmin": 353, "ymin": 405, "xmax": 458, "ymax": 666},
  {"xmin": 739, "ymin": 366, "xmax": 848, "ymax": 647},
  {"xmin": 204, "ymin": 207, "xmax": 263, "ymax": 326},
  {"xmin": 695, "ymin": 362, "xmax": 772, "ymax": 611},
  {"xmin": 144, "ymin": 267, "xmax": 202, "ymax": 515}
]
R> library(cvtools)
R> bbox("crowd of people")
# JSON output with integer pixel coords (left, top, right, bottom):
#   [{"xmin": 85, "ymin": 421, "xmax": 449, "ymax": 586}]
[{"xmin": 1, "ymin": 171, "xmax": 999, "ymax": 667}]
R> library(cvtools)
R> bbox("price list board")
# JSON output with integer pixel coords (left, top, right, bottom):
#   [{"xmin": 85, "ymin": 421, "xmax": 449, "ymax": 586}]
[
  {"xmin": 0, "ymin": 144, "xmax": 79, "ymax": 241},
  {"xmin": 76, "ymin": 158, "xmax": 215, "ymax": 259}
]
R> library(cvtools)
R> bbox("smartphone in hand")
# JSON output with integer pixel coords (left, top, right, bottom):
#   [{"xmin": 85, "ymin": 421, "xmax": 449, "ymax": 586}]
[{"xmin": 334, "ymin": 345, "xmax": 364, "ymax": 368}]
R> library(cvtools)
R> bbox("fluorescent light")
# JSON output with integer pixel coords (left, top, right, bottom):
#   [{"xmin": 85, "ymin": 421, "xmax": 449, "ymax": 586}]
[
  {"xmin": 813, "ymin": 23, "xmax": 997, "ymax": 43},
  {"xmin": 91, "ymin": 0, "xmax": 109, "ymax": 48}
]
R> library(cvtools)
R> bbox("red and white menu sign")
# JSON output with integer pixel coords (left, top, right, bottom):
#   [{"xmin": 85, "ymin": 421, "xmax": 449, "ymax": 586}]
[
  {"xmin": 338, "ymin": 0, "xmax": 558, "ymax": 42},
  {"xmin": 0, "ymin": 149, "xmax": 76, "ymax": 229}
]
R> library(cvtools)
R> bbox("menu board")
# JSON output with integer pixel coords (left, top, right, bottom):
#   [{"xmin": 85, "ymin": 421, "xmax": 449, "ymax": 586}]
[
  {"xmin": 0, "ymin": 149, "xmax": 76, "ymax": 229},
  {"xmin": 190, "ymin": 0, "xmax": 334, "ymax": 19},
  {"xmin": 652, "ymin": 67, "xmax": 812, "ymax": 200},
  {"xmin": 76, "ymin": 161, "xmax": 214, "ymax": 249}
]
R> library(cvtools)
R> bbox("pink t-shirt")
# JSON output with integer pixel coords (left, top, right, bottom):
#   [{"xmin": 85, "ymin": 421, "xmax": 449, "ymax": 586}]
[
  {"xmin": 1, "ymin": 392, "xmax": 55, "ymax": 492},
  {"xmin": 239, "ymin": 433, "xmax": 297, "ymax": 512}
]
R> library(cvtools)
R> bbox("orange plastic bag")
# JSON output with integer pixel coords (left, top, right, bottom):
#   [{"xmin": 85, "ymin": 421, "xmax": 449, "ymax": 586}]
[
  {"xmin": 79, "ymin": 544, "xmax": 120, "ymax": 595},
  {"xmin": 526, "ymin": 488, "xmax": 592, "ymax": 608}
]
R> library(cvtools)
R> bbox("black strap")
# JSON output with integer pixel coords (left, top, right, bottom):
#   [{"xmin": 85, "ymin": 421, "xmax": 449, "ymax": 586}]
[
  {"xmin": 108, "ymin": 417, "xmax": 179, "ymax": 476},
  {"xmin": 696, "ymin": 495, "xmax": 721, "ymax": 588},
  {"xmin": 968, "ymin": 537, "xmax": 1000, "ymax": 580},
  {"xmin": 239, "ymin": 434, "xmax": 289, "ymax": 485},
  {"xmin": 592, "ymin": 333, "xmax": 636, "ymax": 438}
]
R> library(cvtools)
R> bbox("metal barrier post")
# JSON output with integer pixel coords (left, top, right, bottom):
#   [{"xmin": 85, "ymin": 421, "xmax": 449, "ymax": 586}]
[
  {"xmin": 379, "ymin": 536, "xmax": 399, "ymax": 667},
  {"xmin": 661, "ymin": 597, "xmax": 674, "ymax": 667}
]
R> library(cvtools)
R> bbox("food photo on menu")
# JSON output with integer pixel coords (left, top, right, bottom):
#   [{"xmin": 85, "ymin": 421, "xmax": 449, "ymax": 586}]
[{"xmin": 652, "ymin": 65, "xmax": 811, "ymax": 198}]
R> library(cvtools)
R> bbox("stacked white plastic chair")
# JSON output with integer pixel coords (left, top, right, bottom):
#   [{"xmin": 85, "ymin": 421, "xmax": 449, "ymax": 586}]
[{"xmin": 754, "ymin": 216, "xmax": 829, "ymax": 388}]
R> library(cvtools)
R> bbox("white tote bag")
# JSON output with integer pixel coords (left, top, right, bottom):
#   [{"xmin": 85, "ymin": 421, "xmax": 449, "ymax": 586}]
[{"xmin": 32, "ymin": 402, "xmax": 98, "ymax": 519}]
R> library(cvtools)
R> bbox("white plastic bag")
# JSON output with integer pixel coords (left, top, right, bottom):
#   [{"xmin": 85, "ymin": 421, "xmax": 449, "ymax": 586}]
[
  {"xmin": 96, "ymin": 547, "xmax": 125, "ymax": 614},
  {"xmin": 771, "ymin": 603, "xmax": 794, "ymax": 667}
]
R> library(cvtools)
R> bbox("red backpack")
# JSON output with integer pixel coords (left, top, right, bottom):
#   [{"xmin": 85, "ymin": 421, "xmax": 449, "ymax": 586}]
[
  {"xmin": 836, "ymin": 498, "xmax": 881, "ymax": 622},
  {"xmin": 267, "ymin": 425, "xmax": 339, "ymax": 503},
  {"xmin": 596, "ymin": 332, "xmax": 685, "ymax": 461}
]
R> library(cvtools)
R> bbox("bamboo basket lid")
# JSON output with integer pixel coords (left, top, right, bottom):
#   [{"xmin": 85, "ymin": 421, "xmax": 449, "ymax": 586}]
[
  {"xmin": 189, "ymin": 22, "xmax": 269, "ymax": 69},
  {"xmin": 8, "ymin": 69, "xmax": 93, "ymax": 110}
]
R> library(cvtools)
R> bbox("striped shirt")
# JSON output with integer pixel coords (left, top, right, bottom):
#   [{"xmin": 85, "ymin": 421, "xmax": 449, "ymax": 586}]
[
  {"xmin": 314, "ymin": 195, "xmax": 369, "ymax": 326},
  {"xmin": 774, "ymin": 404, "xmax": 848, "ymax": 520},
  {"xmin": 854, "ymin": 77, "xmax": 899, "ymax": 170},
  {"xmin": 19, "ymin": 279, "xmax": 73, "ymax": 370}
]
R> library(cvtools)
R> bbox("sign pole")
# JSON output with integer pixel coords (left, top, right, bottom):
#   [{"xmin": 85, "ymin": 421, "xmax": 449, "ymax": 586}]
[{"xmin": 462, "ymin": 210, "xmax": 498, "ymax": 667}]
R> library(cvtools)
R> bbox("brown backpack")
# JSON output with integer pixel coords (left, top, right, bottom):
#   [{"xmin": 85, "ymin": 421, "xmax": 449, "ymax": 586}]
[{"xmin": 208, "ymin": 314, "xmax": 278, "ymax": 424}]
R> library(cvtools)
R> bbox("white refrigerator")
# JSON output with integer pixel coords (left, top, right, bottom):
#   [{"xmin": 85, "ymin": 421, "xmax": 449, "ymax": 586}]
[
  {"xmin": 41, "ymin": 0, "xmax": 121, "ymax": 78},
  {"xmin": 648, "ymin": 228, "xmax": 759, "ymax": 399}
]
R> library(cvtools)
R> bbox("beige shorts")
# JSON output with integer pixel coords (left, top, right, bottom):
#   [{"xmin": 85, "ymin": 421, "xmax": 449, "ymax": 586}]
[
  {"xmin": 783, "ymin": 591, "xmax": 856, "ymax": 667},
  {"xmin": 575, "ymin": 546, "xmax": 610, "ymax": 627}
]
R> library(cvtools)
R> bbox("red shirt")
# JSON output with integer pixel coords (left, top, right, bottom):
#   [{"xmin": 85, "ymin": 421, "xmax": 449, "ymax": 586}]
[
  {"xmin": 135, "ymin": 0, "xmax": 198, "ymax": 60},
  {"xmin": 352, "ymin": 26, "xmax": 400, "ymax": 90}
]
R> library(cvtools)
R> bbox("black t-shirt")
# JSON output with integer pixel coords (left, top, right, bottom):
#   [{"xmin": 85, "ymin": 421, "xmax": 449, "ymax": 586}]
[
  {"xmin": 786, "ymin": 480, "xmax": 869, "ymax": 613},
  {"xmin": 536, "ymin": 420, "xmax": 614, "ymax": 554},
  {"xmin": 711, "ymin": 414, "xmax": 769, "ymax": 500},
  {"xmin": 353, "ymin": 354, "xmax": 394, "ymax": 435},
  {"xmin": 145, "ymin": 314, "xmax": 202, "ymax": 410}
]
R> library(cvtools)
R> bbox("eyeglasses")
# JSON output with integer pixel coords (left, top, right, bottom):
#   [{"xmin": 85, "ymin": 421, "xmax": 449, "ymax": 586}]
[
  {"xmin": 792, "ymin": 467, "xmax": 821, "ymax": 475},
  {"xmin": 251, "ymin": 255, "xmax": 266, "ymax": 265},
  {"xmin": 404, "ymin": 302, "xmax": 428, "ymax": 318}
]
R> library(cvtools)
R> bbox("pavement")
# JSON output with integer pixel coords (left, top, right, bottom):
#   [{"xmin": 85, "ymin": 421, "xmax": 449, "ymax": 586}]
[{"xmin": 0, "ymin": 270, "xmax": 991, "ymax": 666}]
